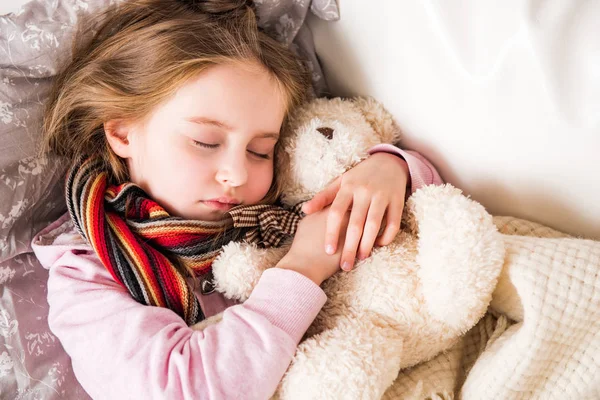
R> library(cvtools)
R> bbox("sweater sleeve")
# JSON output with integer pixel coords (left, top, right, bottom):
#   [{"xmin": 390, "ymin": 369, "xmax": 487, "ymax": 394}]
[
  {"xmin": 45, "ymin": 248, "xmax": 326, "ymax": 400},
  {"xmin": 368, "ymin": 144, "xmax": 444, "ymax": 194}
]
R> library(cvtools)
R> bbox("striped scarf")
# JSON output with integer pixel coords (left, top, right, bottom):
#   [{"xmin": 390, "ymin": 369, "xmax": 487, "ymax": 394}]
[{"xmin": 66, "ymin": 157, "xmax": 301, "ymax": 325}]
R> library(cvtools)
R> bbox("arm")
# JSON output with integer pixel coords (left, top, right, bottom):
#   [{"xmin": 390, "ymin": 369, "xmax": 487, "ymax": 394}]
[
  {"xmin": 368, "ymin": 143, "xmax": 444, "ymax": 193},
  {"xmin": 302, "ymin": 144, "xmax": 444, "ymax": 269},
  {"xmin": 46, "ymin": 249, "xmax": 325, "ymax": 400}
]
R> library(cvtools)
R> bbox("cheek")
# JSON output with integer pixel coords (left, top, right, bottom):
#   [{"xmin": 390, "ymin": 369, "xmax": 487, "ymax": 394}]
[
  {"xmin": 173, "ymin": 151, "xmax": 216, "ymax": 189},
  {"xmin": 249, "ymin": 162, "xmax": 274, "ymax": 198},
  {"xmin": 146, "ymin": 139, "xmax": 211, "ymax": 193}
]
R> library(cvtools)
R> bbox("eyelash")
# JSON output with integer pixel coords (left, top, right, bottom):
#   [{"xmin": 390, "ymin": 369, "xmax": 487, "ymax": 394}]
[
  {"xmin": 193, "ymin": 141, "xmax": 218, "ymax": 149},
  {"xmin": 193, "ymin": 141, "xmax": 271, "ymax": 160}
]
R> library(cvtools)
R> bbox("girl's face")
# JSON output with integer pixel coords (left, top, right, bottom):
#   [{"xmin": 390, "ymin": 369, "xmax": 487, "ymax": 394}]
[{"xmin": 106, "ymin": 63, "xmax": 286, "ymax": 221}]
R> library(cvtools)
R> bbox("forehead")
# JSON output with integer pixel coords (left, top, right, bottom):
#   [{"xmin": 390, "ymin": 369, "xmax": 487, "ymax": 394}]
[{"xmin": 161, "ymin": 63, "xmax": 287, "ymax": 130}]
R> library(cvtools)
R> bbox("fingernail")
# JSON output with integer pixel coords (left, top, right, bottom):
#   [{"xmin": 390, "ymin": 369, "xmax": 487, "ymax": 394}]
[
  {"xmin": 325, "ymin": 244, "xmax": 335, "ymax": 255},
  {"xmin": 342, "ymin": 261, "xmax": 351, "ymax": 271}
]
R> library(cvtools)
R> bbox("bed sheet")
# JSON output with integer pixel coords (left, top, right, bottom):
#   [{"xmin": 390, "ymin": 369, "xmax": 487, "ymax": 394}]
[{"xmin": 307, "ymin": 0, "xmax": 600, "ymax": 240}]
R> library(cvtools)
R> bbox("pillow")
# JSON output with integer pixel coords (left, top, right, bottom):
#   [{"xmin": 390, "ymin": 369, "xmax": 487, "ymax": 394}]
[
  {"xmin": 0, "ymin": 0, "xmax": 114, "ymax": 262},
  {"xmin": 0, "ymin": 0, "xmax": 338, "ymax": 398},
  {"xmin": 0, "ymin": 2, "xmax": 121, "ymax": 397}
]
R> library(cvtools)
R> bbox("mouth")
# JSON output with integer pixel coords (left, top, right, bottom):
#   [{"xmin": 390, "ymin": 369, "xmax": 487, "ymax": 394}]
[{"xmin": 201, "ymin": 198, "xmax": 241, "ymax": 211}]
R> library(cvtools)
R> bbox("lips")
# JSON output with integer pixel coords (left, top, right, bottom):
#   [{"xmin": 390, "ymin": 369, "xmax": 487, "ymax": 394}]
[{"xmin": 201, "ymin": 197, "xmax": 241, "ymax": 211}]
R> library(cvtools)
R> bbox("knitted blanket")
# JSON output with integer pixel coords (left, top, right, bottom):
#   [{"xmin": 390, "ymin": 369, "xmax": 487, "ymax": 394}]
[{"xmin": 383, "ymin": 216, "xmax": 600, "ymax": 400}]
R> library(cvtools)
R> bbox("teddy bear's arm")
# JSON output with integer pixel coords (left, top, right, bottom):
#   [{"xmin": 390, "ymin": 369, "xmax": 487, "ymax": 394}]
[{"xmin": 211, "ymin": 241, "xmax": 290, "ymax": 302}]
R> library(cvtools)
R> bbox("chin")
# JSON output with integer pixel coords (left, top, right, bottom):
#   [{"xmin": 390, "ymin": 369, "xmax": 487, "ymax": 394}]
[
  {"xmin": 178, "ymin": 211, "xmax": 221, "ymax": 221},
  {"xmin": 185, "ymin": 205, "xmax": 228, "ymax": 221},
  {"xmin": 201, "ymin": 212, "xmax": 227, "ymax": 221}
]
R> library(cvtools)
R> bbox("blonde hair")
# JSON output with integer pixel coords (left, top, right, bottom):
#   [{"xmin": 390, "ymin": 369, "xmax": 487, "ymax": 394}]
[{"xmin": 43, "ymin": 0, "xmax": 311, "ymax": 204}]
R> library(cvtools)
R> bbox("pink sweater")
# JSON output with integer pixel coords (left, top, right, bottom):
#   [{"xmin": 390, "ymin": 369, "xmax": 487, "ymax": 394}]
[{"xmin": 32, "ymin": 147, "xmax": 442, "ymax": 400}]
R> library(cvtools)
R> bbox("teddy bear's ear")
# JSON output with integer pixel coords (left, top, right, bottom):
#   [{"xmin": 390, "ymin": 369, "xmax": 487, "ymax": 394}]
[{"xmin": 351, "ymin": 97, "xmax": 402, "ymax": 144}]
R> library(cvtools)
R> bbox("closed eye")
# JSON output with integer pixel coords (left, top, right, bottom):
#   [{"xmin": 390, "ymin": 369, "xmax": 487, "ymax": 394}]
[
  {"xmin": 193, "ymin": 140, "xmax": 219, "ymax": 149},
  {"xmin": 193, "ymin": 140, "xmax": 270, "ymax": 159},
  {"xmin": 248, "ymin": 150, "xmax": 271, "ymax": 160}
]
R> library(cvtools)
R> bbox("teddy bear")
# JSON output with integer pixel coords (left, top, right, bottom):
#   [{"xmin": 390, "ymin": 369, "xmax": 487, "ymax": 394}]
[{"xmin": 209, "ymin": 97, "xmax": 505, "ymax": 400}]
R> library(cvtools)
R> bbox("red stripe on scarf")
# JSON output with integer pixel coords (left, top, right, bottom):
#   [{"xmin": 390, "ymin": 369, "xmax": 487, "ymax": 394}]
[{"xmin": 107, "ymin": 212, "xmax": 167, "ymax": 308}]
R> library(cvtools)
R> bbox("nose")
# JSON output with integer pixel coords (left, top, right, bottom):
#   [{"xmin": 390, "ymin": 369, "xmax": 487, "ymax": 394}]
[{"xmin": 215, "ymin": 152, "xmax": 248, "ymax": 188}]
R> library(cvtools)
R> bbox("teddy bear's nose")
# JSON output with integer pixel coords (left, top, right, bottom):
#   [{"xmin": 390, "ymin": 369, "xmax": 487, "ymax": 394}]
[{"xmin": 317, "ymin": 127, "xmax": 334, "ymax": 140}]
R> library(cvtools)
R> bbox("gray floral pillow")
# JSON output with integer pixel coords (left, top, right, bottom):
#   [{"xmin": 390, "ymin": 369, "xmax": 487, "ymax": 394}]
[
  {"xmin": 1, "ymin": 2, "xmax": 121, "ymax": 397},
  {"xmin": 0, "ymin": 0, "xmax": 338, "ymax": 398}
]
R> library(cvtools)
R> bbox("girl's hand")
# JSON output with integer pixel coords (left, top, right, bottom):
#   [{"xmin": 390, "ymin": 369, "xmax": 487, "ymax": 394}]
[
  {"xmin": 301, "ymin": 152, "xmax": 409, "ymax": 271},
  {"xmin": 276, "ymin": 206, "xmax": 350, "ymax": 285}
]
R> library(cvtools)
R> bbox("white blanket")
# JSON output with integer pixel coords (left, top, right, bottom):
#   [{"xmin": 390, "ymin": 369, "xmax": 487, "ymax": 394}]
[{"xmin": 382, "ymin": 216, "xmax": 600, "ymax": 399}]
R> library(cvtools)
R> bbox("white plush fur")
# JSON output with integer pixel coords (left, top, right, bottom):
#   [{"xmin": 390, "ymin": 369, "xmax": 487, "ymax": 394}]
[
  {"xmin": 210, "ymin": 97, "xmax": 505, "ymax": 399},
  {"xmin": 275, "ymin": 97, "xmax": 401, "ymax": 206}
]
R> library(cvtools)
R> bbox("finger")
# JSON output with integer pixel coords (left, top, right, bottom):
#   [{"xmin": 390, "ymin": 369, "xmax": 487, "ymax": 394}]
[
  {"xmin": 357, "ymin": 198, "xmax": 387, "ymax": 260},
  {"xmin": 375, "ymin": 197, "xmax": 403, "ymax": 246},
  {"xmin": 302, "ymin": 177, "xmax": 341, "ymax": 214},
  {"xmin": 340, "ymin": 194, "xmax": 371, "ymax": 271},
  {"xmin": 324, "ymin": 190, "xmax": 353, "ymax": 255}
]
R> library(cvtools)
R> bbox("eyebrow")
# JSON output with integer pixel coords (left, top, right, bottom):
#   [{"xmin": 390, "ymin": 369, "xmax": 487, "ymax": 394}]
[{"xmin": 186, "ymin": 116, "xmax": 280, "ymax": 139}]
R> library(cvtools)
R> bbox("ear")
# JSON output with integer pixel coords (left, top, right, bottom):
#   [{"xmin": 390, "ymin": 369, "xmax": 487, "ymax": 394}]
[
  {"xmin": 351, "ymin": 97, "xmax": 401, "ymax": 144},
  {"xmin": 104, "ymin": 119, "xmax": 134, "ymax": 158}
]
